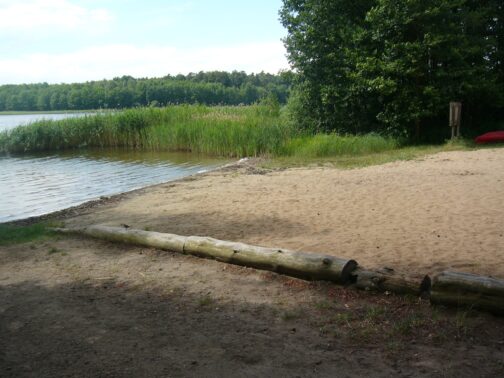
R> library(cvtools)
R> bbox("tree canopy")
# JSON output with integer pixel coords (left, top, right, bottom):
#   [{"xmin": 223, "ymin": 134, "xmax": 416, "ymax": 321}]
[
  {"xmin": 0, "ymin": 71, "xmax": 293, "ymax": 112},
  {"xmin": 281, "ymin": 0, "xmax": 504, "ymax": 140}
]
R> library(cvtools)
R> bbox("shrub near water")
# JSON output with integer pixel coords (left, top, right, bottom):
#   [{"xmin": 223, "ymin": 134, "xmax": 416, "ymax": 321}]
[{"xmin": 0, "ymin": 105, "xmax": 289, "ymax": 157}]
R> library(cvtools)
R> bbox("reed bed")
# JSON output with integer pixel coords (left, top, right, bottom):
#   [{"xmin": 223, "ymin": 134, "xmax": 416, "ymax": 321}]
[
  {"xmin": 0, "ymin": 105, "xmax": 399, "ymax": 158},
  {"xmin": 0, "ymin": 105, "xmax": 289, "ymax": 157}
]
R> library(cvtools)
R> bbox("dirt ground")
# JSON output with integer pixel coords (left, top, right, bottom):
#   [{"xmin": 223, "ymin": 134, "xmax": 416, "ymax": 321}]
[
  {"xmin": 2, "ymin": 149, "xmax": 504, "ymax": 377},
  {"xmin": 1, "ymin": 236, "xmax": 504, "ymax": 377}
]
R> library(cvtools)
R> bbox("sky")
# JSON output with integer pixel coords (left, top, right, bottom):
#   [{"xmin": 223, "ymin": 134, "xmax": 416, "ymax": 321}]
[{"xmin": 0, "ymin": 0, "xmax": 290, "ymax": 85}]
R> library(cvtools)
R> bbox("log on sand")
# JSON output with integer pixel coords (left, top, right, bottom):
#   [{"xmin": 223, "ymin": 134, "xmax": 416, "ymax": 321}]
[
  {"xmin": 431, "ymin": 271, "xmax": 504, "ymax": 314},
  {"xmin": 185, "ymin": 235, "xmax": 358, "ymax": 283},
  {"xmin": 57, "ymin": 225, "xmax": 357, "ymax": 284},
  {"xmin": 56, "ymin": 225, "xmax": 187, "ymax": 253},
  {"xmin": 351, "ymin": 267, "xmax": 431, "ymax": 297},
  {"xmin": 56, "ymin": 225, "xmax": 504, "ymax": 315}
]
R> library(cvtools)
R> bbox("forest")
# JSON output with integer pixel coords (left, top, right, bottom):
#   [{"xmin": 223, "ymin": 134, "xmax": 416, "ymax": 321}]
[
  {"xmin": 281, "ymin": 0, "xmax": 504, "ymax": 140},
  {"xmin": 0, "ymin": 71, "xmax": 292, "ymax": 111}
]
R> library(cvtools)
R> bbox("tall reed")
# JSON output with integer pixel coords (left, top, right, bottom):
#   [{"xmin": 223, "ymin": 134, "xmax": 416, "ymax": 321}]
[
  {"xmin": 0, "ymin": 105, "xmax": 399, "ymax": 158},
  {"xmin": 0, "ymin": 105, "xmax": 289, "ymax": 157}
]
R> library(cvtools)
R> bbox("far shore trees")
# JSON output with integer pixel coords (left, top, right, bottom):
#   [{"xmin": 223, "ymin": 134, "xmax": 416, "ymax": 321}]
[{"xmin": 0, "ymin": 71, "xmax": 292, "ymax": 112}]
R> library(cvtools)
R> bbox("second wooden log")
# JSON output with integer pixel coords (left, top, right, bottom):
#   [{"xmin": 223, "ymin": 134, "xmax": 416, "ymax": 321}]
[
  {"xmin": 431, "ymin": 271, "xmax": 504, "ymax": 314},
  {"xmin": 351, "ymin": 267, "xmax": 431, "ymax": 296}
]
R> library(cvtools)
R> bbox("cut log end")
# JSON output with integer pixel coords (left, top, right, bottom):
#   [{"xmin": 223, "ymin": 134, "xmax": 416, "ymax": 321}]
[
  {"xmin": 341, "ymin": 259, "xmax": 358, "ymax": 284},
  {"xmin": 420, "ymin": 275, "xmax": 432, "ymax": 296}
]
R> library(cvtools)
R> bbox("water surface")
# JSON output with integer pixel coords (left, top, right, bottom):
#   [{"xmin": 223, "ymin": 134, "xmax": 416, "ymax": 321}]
[
  {"xmin": 0, "ymin": 113, "xmax": 92, "ymax": 132},
  {"xmin": 0, "ymin": 150, "xmax": 228, "ymax": 223}
]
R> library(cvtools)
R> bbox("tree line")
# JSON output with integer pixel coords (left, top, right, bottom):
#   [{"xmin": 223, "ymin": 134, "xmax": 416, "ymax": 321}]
[
  {"xmin": 281, "ymin": 0, "xmax": 504, "ymax": 140},
  {"xmin": 0, "ymin": 71, "xmax": 293, "ymax": 111}
]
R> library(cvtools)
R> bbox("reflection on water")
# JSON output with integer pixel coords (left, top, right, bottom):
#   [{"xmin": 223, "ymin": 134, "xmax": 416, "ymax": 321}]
[
  {"xmin": 0, "ymin": 113, "xmax": 93, "ymax": 132},
  {"xmin": 0, "ymin": 150, "xmax": 228, "ymax": 223}
]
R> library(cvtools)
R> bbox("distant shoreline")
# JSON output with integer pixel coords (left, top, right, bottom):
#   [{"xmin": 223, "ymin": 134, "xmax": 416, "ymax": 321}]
[{"xmin": 0, "ymin": 110, "xmax": 108, "ymax": 115}]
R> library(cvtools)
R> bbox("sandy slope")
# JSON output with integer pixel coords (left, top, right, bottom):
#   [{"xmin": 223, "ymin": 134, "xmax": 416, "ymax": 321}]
[{"xmin": 66, "ymin": 148, "xmax": 504, "ymax": 278}]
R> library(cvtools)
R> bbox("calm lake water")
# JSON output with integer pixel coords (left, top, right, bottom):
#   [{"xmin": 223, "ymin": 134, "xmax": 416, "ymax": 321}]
[
  {"xmin": 0, "ymin": 112, "xmax": 92, "ymax": 132},
  {"xmin": 0, "ymin": 114, "xmax": 228, "ymax": 223}
]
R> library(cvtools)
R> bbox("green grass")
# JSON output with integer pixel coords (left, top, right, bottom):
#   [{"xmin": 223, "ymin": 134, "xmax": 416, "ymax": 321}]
[
  {"xmin": 264, "ymin": 140, "xmax": 485, "ymax": 169},
  {"xmin": 0, "ymin": 222, "xmax": 58, "ymax": 246},
  {"xmin": 280, "ymin": 133, "xmax": 399, "ymax": 157}
]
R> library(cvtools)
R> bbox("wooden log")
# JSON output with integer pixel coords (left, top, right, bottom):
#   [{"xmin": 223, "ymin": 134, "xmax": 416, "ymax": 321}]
[
  {"xmin": 432, "ymin": 271, "xmax": 504, "ymax": 296},
  {"xmin": 351, "ymin": 267, "xmax": 431, "ymax": 297},
  {"xmin": 55, "ymin": 225, "xmax": 187, "ymax": 253},
  {"xmin": 54, "ymin": 226, "xmax": 357, "ymax": 284},
  {"xmin": 430, "ymin": 271, "xmax": 504, "ymax": 314},
  {"xmin": 184, "ymin": 236, "xmax": 357, "ymax": 284}
]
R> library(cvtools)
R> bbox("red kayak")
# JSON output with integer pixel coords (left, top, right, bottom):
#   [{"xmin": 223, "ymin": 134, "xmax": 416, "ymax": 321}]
[{"xmin": 475, "ymin": 131, "xmax": 504, "ymax": 144}]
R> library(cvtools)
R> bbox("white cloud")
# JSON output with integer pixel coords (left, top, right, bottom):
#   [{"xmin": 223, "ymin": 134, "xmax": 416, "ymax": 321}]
[
  {"xmin": 0, "ymin": 0, "xmax": 113, "ymax": 32},
  {"xmin": 0, "ymin": 42, "xmax": 289, "ymax": 84}
]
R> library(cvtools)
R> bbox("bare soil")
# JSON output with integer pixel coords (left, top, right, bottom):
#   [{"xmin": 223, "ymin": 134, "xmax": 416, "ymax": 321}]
[{"xmin": 1, "ymin": 237, "xmax": 504, "ymax": 377}]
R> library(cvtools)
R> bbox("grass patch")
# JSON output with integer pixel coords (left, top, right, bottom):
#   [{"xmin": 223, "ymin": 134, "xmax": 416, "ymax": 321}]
[
  {"xmin": 391, "ymin": 313, "xmax": 429, "ymax": 336},
  {"xmin": 0, "ymin": 222, "xmax": 59, "ymax": 246},
  {"xmin": 280, "ymin": 309, "xmax": 304, "ymax": 321},
  {"xmin": 48, "ymin": 246, "xmax": 61, "ymax": 255},
  {"xmin": 332, "ymin": 312, "xmax": 353, "ymax": 326},
  {"xmin": 197, "ymin": 295, "xmax": 214, "ymax": 308},
  {"xmin": 314, "ymin": 300, "xmax": 335, "ymax": 311},
  {"xmin": 280, "ymin": 133, "xmax": 399, "ymax": 158},
  {"xmin": 263, "ymin": 142, "xmax": 485, "ymax": 169}
]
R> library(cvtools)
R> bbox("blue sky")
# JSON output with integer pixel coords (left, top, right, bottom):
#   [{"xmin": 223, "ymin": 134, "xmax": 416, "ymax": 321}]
[{"xmin": 0, "ymin": 0, "xmax": 289, "ymax": 84}]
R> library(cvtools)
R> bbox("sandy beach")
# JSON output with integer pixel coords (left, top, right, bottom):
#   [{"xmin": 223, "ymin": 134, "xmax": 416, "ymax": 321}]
[
  {"xmin": 3, "ymin": 148, "xmax": 504, "ymax": 377},
  {"xmin": 65, "ymin": 148, "xmax": 504, "ymax": 279}
]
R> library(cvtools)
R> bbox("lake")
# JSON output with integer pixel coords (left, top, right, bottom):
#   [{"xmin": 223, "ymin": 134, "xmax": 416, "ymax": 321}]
[
  {"xmin": 0, "ymin": 112, "xmax": 93, "ymax": 132},
  {"xmin": 0, "ymin": 114, "xmax": 228, "ymax": 223}
]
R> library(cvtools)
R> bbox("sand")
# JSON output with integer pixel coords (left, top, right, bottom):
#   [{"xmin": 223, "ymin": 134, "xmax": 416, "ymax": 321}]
[
  {"xmin": 3, "ymin": 148, "xmax": 504, "ymax": 376},
  {"xmin": 65, "ymin": 148, "xmax": 504, "ymax": 279}
]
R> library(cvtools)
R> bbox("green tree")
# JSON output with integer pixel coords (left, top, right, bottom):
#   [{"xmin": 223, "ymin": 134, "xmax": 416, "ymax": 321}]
[
  {"xmin": 280, "ymin": 0, "xmax": 376, "ymax": 132},
  {"xmin": 0, "ymin": 72, "xmax": 292, "ymax": 111},
  {"xmin": 355, "ymin": 0, "xmax": 504, "ymax": 139},
  {"xmin": 281, "ymin": 0, "xmax": 504, "ymax": 140}
]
